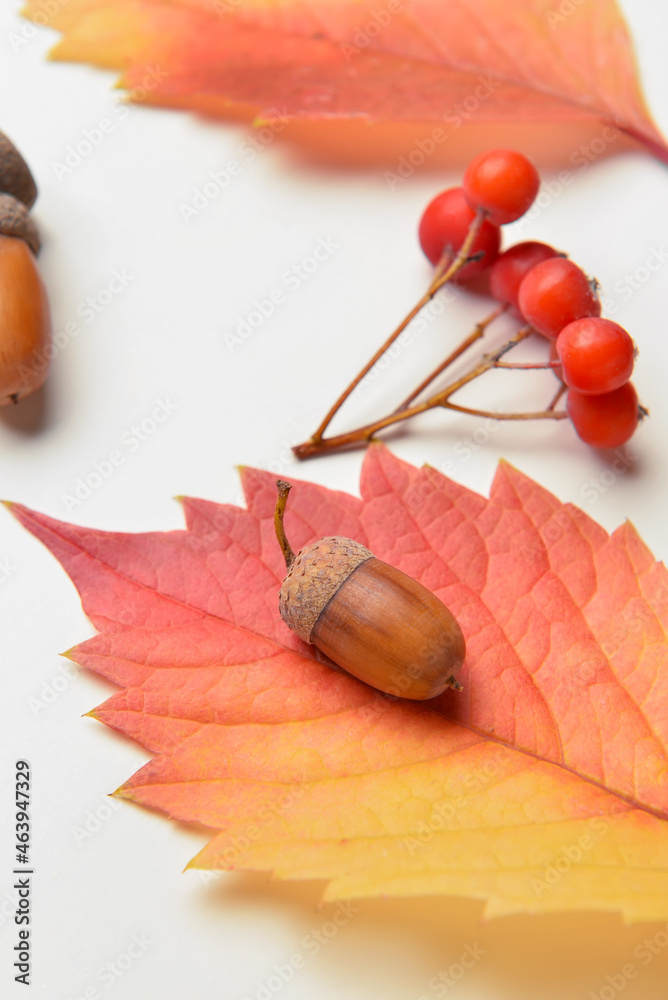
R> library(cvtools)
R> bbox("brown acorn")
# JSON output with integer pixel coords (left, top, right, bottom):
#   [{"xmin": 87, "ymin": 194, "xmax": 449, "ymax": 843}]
[
  {"xmin": 0, "ymin": 230, "xmax": 51, "ymax": 405},
  {"xmin": 0, "ymin": 193, "xmax": 40, "ymax": 255},
  {"xmin": 274, "ymin": 480, "xmax": 465, "ymax": 700},
  {"xmin": 0, "ymin": 131, "xmax": 37, "ymax": 209}
]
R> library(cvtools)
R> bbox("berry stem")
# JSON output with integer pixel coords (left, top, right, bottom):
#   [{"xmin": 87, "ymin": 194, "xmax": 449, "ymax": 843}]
[
  {"xmin": 274, "ymin": 480, "xmax": 296, "ymax": 570},
  {"xmin": 547, "ymin": 383, "xmax": 567, "ymax": 411},
  {"xmin": 426, "ymin": 325, "xmax": 532, "ymax": 405},
  {"xmin": 293, "ymin": 399, "xmax": 440, "ymax": 459},
  {"xmin": 494, "ymin": 359, "xmax": 561, "ymax": 370},
  {"xmin": 307, "ymin": 207, "xmax": 486, "ymax": 445},
  {"xmin": 292, "ymin": 326, "xmax": 568, "ymax": 460},
  {"xmin": 442, "ymin": 401, "xmax": 568, "ymax": 421},
  {"xmin": 396, "ymin": 303, "xmax": 506, "ymax": 411}
]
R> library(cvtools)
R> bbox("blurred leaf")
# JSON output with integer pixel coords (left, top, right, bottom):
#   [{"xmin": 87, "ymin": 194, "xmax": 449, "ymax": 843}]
[{"xmin": 24, "ymin": 0, "xmax": 668, "ymax": 162}]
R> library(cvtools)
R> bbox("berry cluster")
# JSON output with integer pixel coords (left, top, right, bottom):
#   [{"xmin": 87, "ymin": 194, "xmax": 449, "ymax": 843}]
[
  {"xmin": 294, "ymin": 148, "xmax": 646, "ymax": 461},
  {"xmin": 416, "ymin": 148, "xmax": 643, "ymax": 450}
]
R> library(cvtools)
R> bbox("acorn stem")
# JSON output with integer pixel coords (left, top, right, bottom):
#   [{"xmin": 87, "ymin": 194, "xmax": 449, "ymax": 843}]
[{"xmin": 274, "ymin": 480, "xmax": 296, "ymax": 570}]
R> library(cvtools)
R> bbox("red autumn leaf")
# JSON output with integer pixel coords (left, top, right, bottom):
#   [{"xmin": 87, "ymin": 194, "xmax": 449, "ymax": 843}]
[
  {"xmin": 9, "ymin": 445, "xmax": 668, "ymax": 919},
  {"xmin": 24, "ymin": 0, "xmax": 668, "ymax": 163}
]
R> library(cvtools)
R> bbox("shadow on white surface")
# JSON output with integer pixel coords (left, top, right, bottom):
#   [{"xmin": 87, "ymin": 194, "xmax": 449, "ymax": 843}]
[{"xmin": 0, "ymin": 382, "xmax": 50, "ymax": 435}]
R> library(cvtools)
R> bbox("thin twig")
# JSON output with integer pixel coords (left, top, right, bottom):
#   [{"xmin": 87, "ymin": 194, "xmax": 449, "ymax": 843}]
[
  {"xmin": 293, "ymin": 327, "xmax": 545, "ymax": 460},
  {"xmin": 442, "ymin": 401, "xmax": 568, "ymax": 421},
  {"xmin": 494, "ymin": 360, "xmax": 561, "ymax": 370},
  {"xmin": 396, "ymin": 303, "xmax": 507, "ymax": 411},
  {"xmin": 547, "ymin": 383, "xmax": 567, "ymax": 411},
  {"xmin": 308, "ymin": 208, "xmax": 487, "ymax": 444}
]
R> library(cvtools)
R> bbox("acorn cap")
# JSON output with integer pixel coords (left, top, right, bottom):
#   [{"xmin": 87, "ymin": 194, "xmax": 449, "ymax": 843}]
[
  {"xmin": 279, "ymin": 536, "xmax": 373, "ymax": 643},
  {"xmin": 0, "ymin": 194, "xmax": 40, "ymax": 256},
  {"xmin": 0, "ymin": 131, "xmax": 37, "ymax": 209}
]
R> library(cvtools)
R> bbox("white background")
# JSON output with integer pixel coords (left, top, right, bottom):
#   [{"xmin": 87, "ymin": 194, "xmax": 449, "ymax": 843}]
[{"xmin": 2, "ymin": 2, "xmax": 668, "ymax": 998}]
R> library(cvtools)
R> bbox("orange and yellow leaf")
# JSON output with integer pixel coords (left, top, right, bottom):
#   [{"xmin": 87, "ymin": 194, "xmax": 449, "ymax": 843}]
[
  {"xmin": 10, "ymin": 445, "xmax": 668, "ymax": 919},
  {"xmin": 22, "ymin": 0, "xmax": 668, "ymax": 162}
]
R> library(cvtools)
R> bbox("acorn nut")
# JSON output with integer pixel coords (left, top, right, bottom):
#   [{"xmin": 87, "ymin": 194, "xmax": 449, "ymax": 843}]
[
  {"xmin": 274, "ymin": 480, "xmax": 465, "ymax": 700},
  {"xmin": 0, "ymin": 131, "xmax": 38, "ymax": 209},
  {"xmin": 0, "ymin": 193, "xmax": 40, "ymax": 256},
  {"xmin": 0, "ymin": 135, "xmax": 50, "ymax": 405},
  {"xmin": 0, "ymin": 231, "xmax": 52, "ymax": 405}
]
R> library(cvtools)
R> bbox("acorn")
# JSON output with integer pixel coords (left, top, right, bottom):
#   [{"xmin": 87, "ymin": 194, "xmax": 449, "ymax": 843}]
[
  {"xmin": 274, "ymin": 480, "xmax": 465, "ymax": 700},
  {"xmin": 0, "ymin": 221, "xmax": 51, "ymax": 406},
  {"xmin": 0, "ymin": 193, "xmax": 40, "ymax": 255},
  {"xmin": 0, "ymin": 131, "xmax": 37, "ymax": 209},
  {"xmin": 0, "ymin": 134, "xmax": 50, "ymax": 405}
]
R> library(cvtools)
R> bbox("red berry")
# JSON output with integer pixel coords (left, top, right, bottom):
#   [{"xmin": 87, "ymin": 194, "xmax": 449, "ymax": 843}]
[
  {"xmin": 418, "ymin": 187, "xmax": 501, "ymax": 279},
  {"xmin": 463, "ymin": 149, "xmax": 540, "ymax": 225},
  {"xmin": 557, "ymin": 317, "xmax": 635, "ymax": 395},
  {"xmin": 489, "ymin": 241, "xmax": 559, "ymax": 312},
  {"xmin": 518, "ymin": 257, "xmax": 601, "ymax": 339},
  {"xmin": 567, "ymin": 382, "xmax": 640, "ymax": 448}
]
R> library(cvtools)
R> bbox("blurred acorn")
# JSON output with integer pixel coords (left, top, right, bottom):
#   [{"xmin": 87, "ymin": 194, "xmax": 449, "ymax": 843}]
[
  {"xmin": 0, "ymin": 131, "xmax": 37, "ymax": 209},
  {"xmin": 0, "ymin": 135, "xmax": 51, "ymax": 406}
]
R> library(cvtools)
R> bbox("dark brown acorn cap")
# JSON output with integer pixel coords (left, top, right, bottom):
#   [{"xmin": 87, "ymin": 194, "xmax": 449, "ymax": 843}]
[
  {"xmin": 279, "ymin": 536, "xmax": 373, "ymax": 643},
  {"xmin": 0, "ymin": 131, "xmax": 37, "ymax": 209},
  {"xmin": 0, "ymin": 194, "xmax": 40, "ymax": 256}
]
